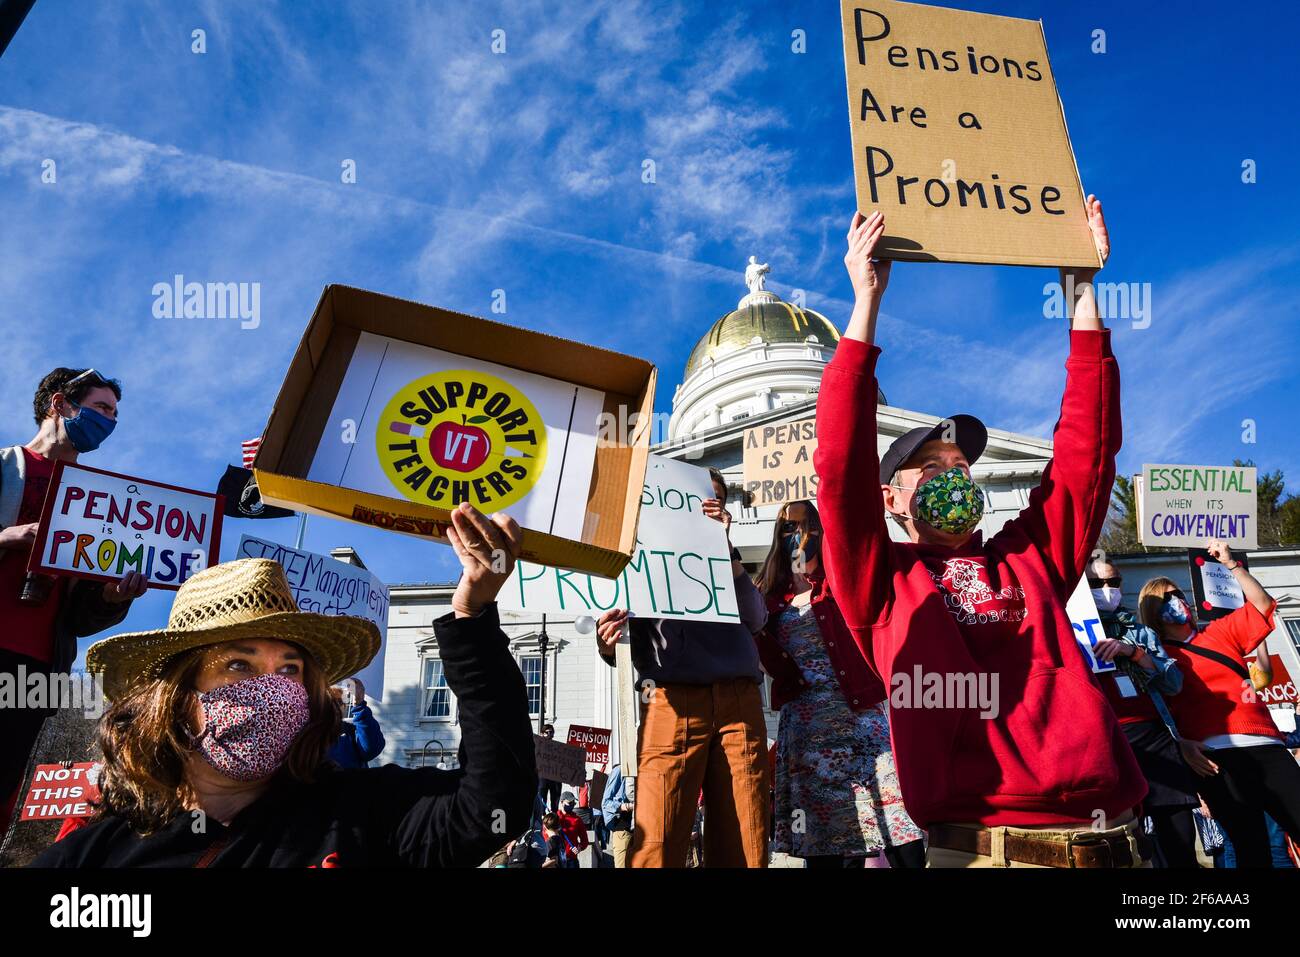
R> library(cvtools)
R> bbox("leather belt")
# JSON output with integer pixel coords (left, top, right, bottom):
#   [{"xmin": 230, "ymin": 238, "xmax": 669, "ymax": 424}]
[{"xmin": 927, "ymin": 823, "xmax": 1151, "ymax": 868}]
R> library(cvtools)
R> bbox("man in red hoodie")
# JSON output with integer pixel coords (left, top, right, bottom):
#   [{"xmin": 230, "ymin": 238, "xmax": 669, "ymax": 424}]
[{"xmin": 814, "ymin": 200, "xmax": 1149, "ymax": 867}]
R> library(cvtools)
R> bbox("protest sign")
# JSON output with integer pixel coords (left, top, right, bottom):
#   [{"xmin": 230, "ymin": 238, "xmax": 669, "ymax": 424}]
[
  {"xmin": 587, "ymin": 769, "xmax": 608, "ymax": 811},
  {"xmin": 29, "ymin": 462, "xmax": 223, "ymax": 590},
  {"xmin": 498, "ymin": 456, "xmax": 740, "ymax": 624},
  {"xmin": 534, "ymin": 734, "xmax": 588, "ymax": 786},
  {"xmin": 1139, "ymin": 464, "xmax": 1257, "ymax": 550},
  {"xmin": 1188, "ymin": 548, "xmax": 1249, "ymax": 622},
  {"xmin": 743, "ymin": 418, "xmax": 818, "ymax": 506},
  {"xmin": 19, "ymin": 762, "xmax": 102, "ymax": 822},
  {"xmin": 839, "ymin": 0, "xmax": 1098, "ymax": 267},
  {"xmin": 1254, "ymin": 655, "xmax": 1297, "ymax": 707},
  {"xmin": 237, "ymin": 535, "xmax": 390, "ymax": 698},
  {"xmin": 566, "ymin": 724, "xmax": 611, "ymax": 764},
  {"xmin": 1066, "ymin": 575, "xmax": 1114, "ymax": 675},
  {"xmin": 253, "ymin": 286, "xmax": 655, "ymax": 579}
]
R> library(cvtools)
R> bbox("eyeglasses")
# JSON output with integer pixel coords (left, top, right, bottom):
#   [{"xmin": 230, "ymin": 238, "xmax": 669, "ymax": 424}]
[
  {"xmin": 65, "ymin": 368, "xmax": 109, "ymax": 390},
  {"xmin": 1087, "ymin": 576, "xmax": 1122, "ymax": 588}
]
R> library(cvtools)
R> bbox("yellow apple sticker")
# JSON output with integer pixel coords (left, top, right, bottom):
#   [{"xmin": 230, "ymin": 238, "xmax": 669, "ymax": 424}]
[{"xmin": 376, "ymin": 369, "xmax": 547, "ymax": 512}]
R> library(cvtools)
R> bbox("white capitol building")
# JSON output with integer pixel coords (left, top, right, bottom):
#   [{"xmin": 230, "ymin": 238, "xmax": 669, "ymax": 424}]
[{"xmin": 354, "ymin": 264, "xmax": 1300, "ymax": 772}]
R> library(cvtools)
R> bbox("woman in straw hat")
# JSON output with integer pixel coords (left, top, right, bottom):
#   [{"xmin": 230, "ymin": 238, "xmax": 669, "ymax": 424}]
[{"xmin": 33, "ymin": 503, "xmax": 537, "ymax": 868}]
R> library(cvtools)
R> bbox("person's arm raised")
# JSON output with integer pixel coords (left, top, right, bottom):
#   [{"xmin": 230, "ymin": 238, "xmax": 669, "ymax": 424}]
[
  {"xmin": 377, "ymin": 503, "xmax": 537, "ymax": 867},
  {"xmin": 843, "ymin": 211, "xmax": 892, "ymax": 344},
  {"xmin": 813, "ymin": 211, "xmax": 896, "ymax": 634},
  {"xmin": 998, "ymin": 196, "xmax": 1118, "ymax": 595},
  {"xmin": 1060, "ymin": 195, "xmax": 1109, "ymax": 332}
]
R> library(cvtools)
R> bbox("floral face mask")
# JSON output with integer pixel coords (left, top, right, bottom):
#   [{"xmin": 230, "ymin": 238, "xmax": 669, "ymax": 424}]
[
  {"xmin": 192, "ymin": 672, "xmax": 310, "ymax": 782},
  {"xmin": 908, "ymin": 466, "xmax": 985, "ymax": 536}
]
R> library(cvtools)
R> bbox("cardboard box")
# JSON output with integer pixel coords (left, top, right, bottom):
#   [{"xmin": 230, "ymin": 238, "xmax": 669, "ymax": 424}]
[
  {"xmin": 253, "ymin": 285, "xmax": 656, "ymax": 578},
  {"xmin": 840, "ymin": 0, "xmax": 1099, "ymax": 267}
]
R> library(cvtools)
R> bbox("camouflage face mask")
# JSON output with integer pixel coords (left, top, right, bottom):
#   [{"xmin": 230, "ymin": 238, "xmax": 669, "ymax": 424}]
[{"xmin": 912, "ymin": 466, "xmax": 985, "ymax": 536}]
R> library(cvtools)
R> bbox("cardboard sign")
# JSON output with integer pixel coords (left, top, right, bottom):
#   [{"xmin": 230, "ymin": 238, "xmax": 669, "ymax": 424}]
[
  {"xmin": 1188, "ymin": 548, "xmax": 1249, "ymax": 622},
  {"xmin": 742, "ymin": 418, "xmax": 818, "ymax": 506},
  {"xmin": 534, "ymin": 734, "xmax": 588, "ymax": 786},
  {"xmin": 498, "ymin": 456, "xmax": 740, "ymax": 623},
  {"xmin": 253, "ymin": 285, "xmax": 656, "ymax": 579},
  {"xmin": 237, "ymin": 535, "xmax": 390, "ymax": 698},
  {"xmin": 19, "ymin": 762, "xmax": 102, "ymax": 822},
  {"xmin": 566, "ymin": 724, "xmax": 611, "ymax": 764},
  {"xmin": 1066, "ymin": 575, "xmax": 1114, "ymax": 674},
  {"xmin": 1139, "ymin": 465, "xmax": 1257, "ymax": 550},
  {"xmin": 839, "ymin": 0, "xmax": 1098, "ymax": 267},
  {"xmin": 29, "ymin": 462, "xmax": 223, "ymax": 590}
]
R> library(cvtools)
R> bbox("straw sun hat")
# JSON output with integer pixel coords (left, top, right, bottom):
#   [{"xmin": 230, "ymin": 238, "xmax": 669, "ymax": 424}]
[{"xmin": 86, "ymin": 558, "xmax": 381, "ymax": 700}]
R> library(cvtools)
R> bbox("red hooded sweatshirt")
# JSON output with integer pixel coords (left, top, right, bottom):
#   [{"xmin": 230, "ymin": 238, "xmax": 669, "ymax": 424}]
[{"xmin": 814, "ymin": 330, "xmax": 1147, "ymax": 828}]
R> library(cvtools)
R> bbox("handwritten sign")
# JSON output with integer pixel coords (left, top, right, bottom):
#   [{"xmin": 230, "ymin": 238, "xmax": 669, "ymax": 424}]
[
  {"xmin": 19, "ymin": 762, "xmax": 102, "ymax": 821},
  {"xmin": 840, "ymin": 0, "xmax": 1098, "ymax": 267},
  {"xmin": 743, "ymin": 418, "xmax": 818, "ymax": 507},
  {"xmin": 238, "ymin": 535, "xmax": 389, "ymax": 698},
  {"xmin": 499, "ymin": 456, "xmax": 739, "ymax": 623},
  {"xmin": 1139, "ymin": 465, "xmax": 1257, "ymax": 550},
  {"xmin": 29, "ymin": 462, "xmax": 222, "ymax": 590},
  {"xmin": 1066, "ymin": 575, "xmax": 1114, "ymax": 675},
  {"xmin": 535, "ymin": 734, "xmax": 588, "ymax": 786},
  {"xmin": 566, "ymin": 724, "xmax": 611, "ymax": 764}
]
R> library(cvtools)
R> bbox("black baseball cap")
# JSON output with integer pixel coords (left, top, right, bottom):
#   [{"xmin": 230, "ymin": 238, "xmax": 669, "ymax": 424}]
[{"xmin": 879, "ymin": 414, "xmax": 988, "ymax": 484}]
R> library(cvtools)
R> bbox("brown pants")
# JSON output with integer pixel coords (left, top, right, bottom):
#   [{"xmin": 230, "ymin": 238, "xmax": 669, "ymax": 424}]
[{"xmin": 629, "ymin": 678, "xmax": 769, "ymax": 868}]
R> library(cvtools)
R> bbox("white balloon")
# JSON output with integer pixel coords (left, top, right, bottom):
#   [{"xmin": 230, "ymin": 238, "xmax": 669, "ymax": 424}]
[{"xmin": 573, "ymin": 615, "xmax": 596, "ymax": 635}]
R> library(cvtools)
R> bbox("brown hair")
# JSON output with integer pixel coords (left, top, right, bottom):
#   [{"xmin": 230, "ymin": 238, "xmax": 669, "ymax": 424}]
[
  {"xmin": 756, "ymin": 500, "xmax": 822, "ymax": 598},
  {"xmin": 1137, "ymin": 577, "xmax": 1186, "ymax": 634},
  {"xmin": 33, "ymin": 367, "xmax": 122, "ymax": 425},
  {"xmin": 93, "ymin": 642, "xmax": 340, "ymax": 834}
]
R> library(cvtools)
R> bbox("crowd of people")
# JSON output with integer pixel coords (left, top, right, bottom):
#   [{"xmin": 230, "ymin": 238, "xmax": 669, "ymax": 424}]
[{"xmin": 3, "ymin": 200, "xmax": 1298, "ymax": 868}]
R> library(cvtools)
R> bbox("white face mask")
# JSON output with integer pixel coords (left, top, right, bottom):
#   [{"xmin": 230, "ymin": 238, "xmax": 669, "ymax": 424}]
[{"xmin": 1090, "ymin": 586, "xmax": 1122, "ymax": 613}]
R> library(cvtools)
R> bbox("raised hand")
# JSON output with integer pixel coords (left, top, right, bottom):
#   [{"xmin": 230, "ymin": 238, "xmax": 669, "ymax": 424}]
[
  {"xmin": 844, "ymin": 210, "xmax": 892, "ymax": 344},
  {"xmin": 447, "ymin": 503, "xmax": 523, "ymax": 618},
  {"xmin": 103, "ymin": 571, "xmax": 147, "ymax": 604},
  {"xmin": 845, "ymin": 210, "xmax": 892, "ymax": 302},
  {"xmin": 701, "ymin": 497, "xmax": 732, "ymax": 533},
  {"xmin": 595, "ymin": 608, "xmax": 629, "ymax": 657}
]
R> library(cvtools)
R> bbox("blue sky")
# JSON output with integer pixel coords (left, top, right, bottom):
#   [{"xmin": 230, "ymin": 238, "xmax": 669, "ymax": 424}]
[{"xmin": 1, "ymin": 0, "xmax": 1297, "ymax": 654}]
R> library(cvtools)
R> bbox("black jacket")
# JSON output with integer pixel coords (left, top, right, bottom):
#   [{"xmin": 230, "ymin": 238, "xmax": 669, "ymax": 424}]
[
  {"xmin": 52, "ymin": 579, "xmax": 131, "ymax": 677},
  {"xmin": 31, "ymin": 603, "xmax": 536, "ymax": 868}
]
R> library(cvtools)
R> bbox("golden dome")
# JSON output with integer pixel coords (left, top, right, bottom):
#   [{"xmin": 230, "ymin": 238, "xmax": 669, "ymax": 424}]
[{"xmin": 684, "ymin": 292, "xmax": 840, "ymax": 381}]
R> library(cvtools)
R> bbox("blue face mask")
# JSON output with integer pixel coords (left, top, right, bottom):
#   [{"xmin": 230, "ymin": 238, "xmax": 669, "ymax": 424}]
[
  {"xmin": 63, "ymin": 404, "xmax": 116, "ymax": 452},
  {"xmin": 1160, "ymin": 595, "xmax": 1190, "ymax": 625},
  {"xmin": 785, "ymin": 531, "xmax": 820, "ymax": 566}
]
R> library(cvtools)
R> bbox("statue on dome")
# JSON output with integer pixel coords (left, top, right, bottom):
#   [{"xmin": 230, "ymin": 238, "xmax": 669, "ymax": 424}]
[{"xmin": 744, "ymin": 256, "xmax": 770, "ymax": 295}]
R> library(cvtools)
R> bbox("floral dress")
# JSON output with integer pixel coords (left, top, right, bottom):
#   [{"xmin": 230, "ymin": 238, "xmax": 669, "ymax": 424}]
[{"xmin": 772, "ymin": 601, "xmax": 923, "ymax": 858}]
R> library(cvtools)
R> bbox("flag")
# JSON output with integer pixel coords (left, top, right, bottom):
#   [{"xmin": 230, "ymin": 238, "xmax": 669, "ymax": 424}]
[
  {"xmin": 216, "ymin": 465, "xmax": 294, "ymax": 520},
  {"xmin": 241, "ymin": 437, "xmax": 261, "ymax": 468}
]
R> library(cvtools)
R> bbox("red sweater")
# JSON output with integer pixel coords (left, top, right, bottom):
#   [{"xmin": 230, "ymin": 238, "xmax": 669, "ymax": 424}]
[
  {"xmin": 814, "ymin": 331, "xmax": 1147, "ymax": 828},
  {"xmin": 1165, "ymin": 601, "xmax": 1281, "ymax": 742}
]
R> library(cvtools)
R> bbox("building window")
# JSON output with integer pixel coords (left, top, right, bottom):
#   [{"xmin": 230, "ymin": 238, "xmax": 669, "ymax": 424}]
[
  {"xmin": 1284, "ymin": 618, "xmax": 1300, "ymax": 656},
  {"xmin": 521, "ymin": 655, "xmax": 543, "ymax": 716},
  {"xmin": 422, "ymin": 659, "xmax": 451, "ymax": 719}
]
